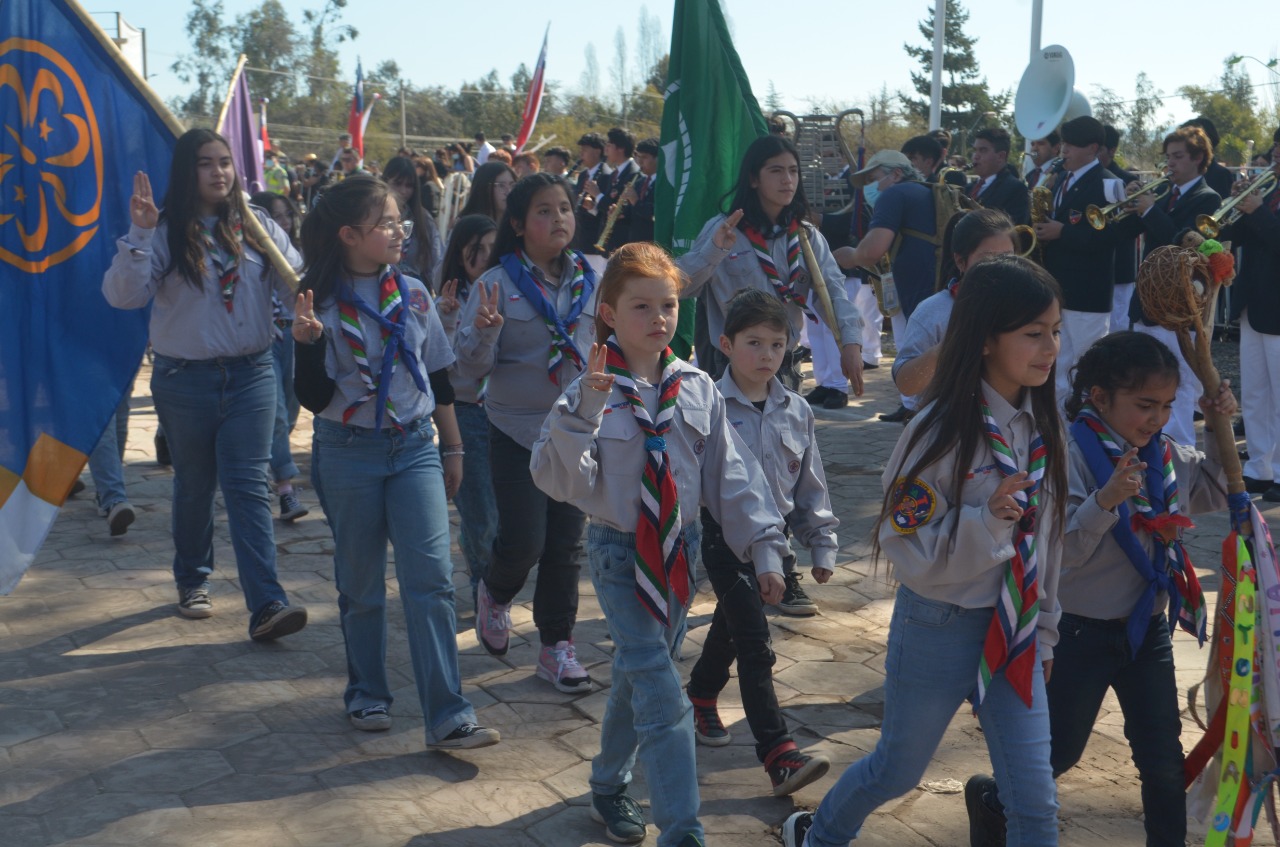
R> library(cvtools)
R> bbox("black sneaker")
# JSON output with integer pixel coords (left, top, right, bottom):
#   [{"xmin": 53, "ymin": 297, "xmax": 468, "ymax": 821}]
[
  {"xmin": 803, "ymin": 386, "xmax": 835, "ymax": 406},
  {"xmin": 349, "ymin": 704, "xmax": 391, "ymax": 732},
  {"xmin": 279, "ymin": 492, "xmax": 309, "ymax": 522},
  {"xmin": 1235, "ymin": 417, "xmax": 1246, "ymax": 437},
  {"xmin": 1265, "ymin": 484, "xmax": 1280, "ymax": 504},
  {"xmin": 250, "ymin": 601, "xmax": 308, "ymax": 642},
  {"xmin": 687, "ymin": 689, "xmax": 731, "ymax": 746},
  {"xmin": 428, "ymin": 722, "xmax": 500, "ymax": 749},
  {"xmin": 822, "ymin": 391, "xmax": 849, "ymax": 410},
  {"xmin": 792, "ymin": 345, "xmax": 812, "ymax": 364},
  {"xmin": 1245, "ymin": 475, "xmax": 1274, "ymax": 494},
  {"xmin": 155, "ymin": 431, "xmax": 171, "ymax": 467},
  {"xmin": 69, "ymin": 478, "xmax": 86, "ymax": 497},
  {"xmin": 589, "ymin": 787, "xmax": 647, "ymax": 844},
  {"xmin": 964, "ymin": 774, "xmax": 1007, "ymax": 847},
  {"xmin": 862, "ymin": 359, "xmax": 880, "ymax": 370},
  {"xmin": 781, "ymin": 811, "xmax": 813, "ymax": 847},
  {"xmin": 178, "ymin": 585, "xmax": 214, "ymax": 619},
  {"xmin": 106, "ymin": 502, "xmax": 136, "ymax": 537},
  {"xmin": 766, "ymin": 744, "xmax": 830, "ymax": 797},
  {"xmin": 778, "ymin": 572, "xmax": 818, "ymax": 616},
  {"xmin": 879, "ymin": 404, "xmax": 914, "ymax": 423}
]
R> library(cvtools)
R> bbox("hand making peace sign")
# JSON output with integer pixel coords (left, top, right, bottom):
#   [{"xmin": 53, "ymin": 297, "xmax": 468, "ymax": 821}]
[
  {"xmin": 292, "ymin": 290, "xmax": 325, "ymax": 344},
  {"xmin": 472, "ymin": 282, "xmax": 504, "ymax": 330},
  {"xmin": 583, "ymin": 343, "xmax": 616, "ymax": 394}
]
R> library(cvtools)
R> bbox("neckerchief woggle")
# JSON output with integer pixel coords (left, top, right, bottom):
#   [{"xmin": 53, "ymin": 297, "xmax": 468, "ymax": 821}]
[
  {"xmin": 499, "ymin": 249, "xmax": 596, "ymax": 380},
  {"xmin": 1070, "ymin": 406, "xmax": 1207, "ymax": 656},
  {"xmin": 338, "ymin": 264, "xmax": 428, "ymax": 431}
]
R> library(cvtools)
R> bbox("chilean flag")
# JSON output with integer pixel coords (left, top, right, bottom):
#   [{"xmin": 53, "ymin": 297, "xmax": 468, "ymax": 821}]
[
  {"xmin": 347, "ymin": 60, "xmax": 365, "ymax": 155},
  {"xmin": 514, "ymin": 24, "xmax": 549, "ymax": 154}
]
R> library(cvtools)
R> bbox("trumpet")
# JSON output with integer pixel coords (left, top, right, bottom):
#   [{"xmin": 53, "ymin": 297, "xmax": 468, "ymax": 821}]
[
  {"xmin": 594, "ymin": 172, "xmax": 644, "ymax": 253},
  {"xmin": 1084, "ymin": 172, "xmax": 1170, "ymax": 230},
  {"xmin": 1196, "ymin": 169, "xmax": 1278, "ymax": 237}
]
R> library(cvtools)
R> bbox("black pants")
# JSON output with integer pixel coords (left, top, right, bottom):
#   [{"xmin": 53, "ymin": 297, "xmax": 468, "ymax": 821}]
[
  {"xmin": 485, "ymin": 424, "xmax": 585, "ymax": 645},
  {"xmin": 686, "ymin": 509, "xmax": 793, "ymax": 762}
]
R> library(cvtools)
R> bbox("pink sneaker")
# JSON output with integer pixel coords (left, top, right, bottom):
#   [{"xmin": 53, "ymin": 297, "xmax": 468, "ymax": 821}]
[
  {"xmin": 536, "ymin": 640, "xmax": 592, "ymax": 693},
  {"xmin": 475, "ymin": 580, "xmax": 511, "ymax": 656}
]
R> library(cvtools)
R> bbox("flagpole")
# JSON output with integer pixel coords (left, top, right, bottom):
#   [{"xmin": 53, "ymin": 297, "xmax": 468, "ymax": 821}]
[{"xmin": 216, "ymin": 54, "xmax": 248, "ymax": 135}]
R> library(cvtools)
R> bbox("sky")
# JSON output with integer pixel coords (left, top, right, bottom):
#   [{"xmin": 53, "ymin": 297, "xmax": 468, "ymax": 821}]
[{"xmin": 94, "ymin": 0, "xmax": 1280, "ymax": 136}]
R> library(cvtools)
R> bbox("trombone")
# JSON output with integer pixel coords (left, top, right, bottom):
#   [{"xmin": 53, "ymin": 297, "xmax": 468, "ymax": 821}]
[
  {"xmin": 1196, "ymin": 169, "xmax": 1278, "ymax": 237},
  {"xmin": 1085, "ymin": 172, "xmax": 1170, "ymax": 230}
]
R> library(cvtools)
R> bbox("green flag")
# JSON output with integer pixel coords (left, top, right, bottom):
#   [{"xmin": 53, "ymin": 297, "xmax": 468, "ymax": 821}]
[{"xmin": 657, "ymin": 0, "xmax": 768, "ymax": 357}]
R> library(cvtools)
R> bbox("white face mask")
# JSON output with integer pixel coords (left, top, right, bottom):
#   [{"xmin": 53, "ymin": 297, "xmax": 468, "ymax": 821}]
[{"xmin": 861, "ymin": 179, "xmax": 881, "ymax": 208}]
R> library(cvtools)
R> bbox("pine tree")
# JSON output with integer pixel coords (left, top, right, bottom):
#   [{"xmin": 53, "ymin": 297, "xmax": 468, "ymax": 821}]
[{"xmin": 900, "ymin": 0, "xmax": 1010, "ymax": 130}]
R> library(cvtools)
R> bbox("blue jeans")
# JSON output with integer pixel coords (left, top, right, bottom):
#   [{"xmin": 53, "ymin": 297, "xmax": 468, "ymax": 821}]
[
  {"xmin": 588, "ymin": 522, "xmax": 703, "ymax": 847},
  {"xmin": 311, "ymin": 416, "xmax": 477, "ymax": 743},
  {"xmin": 151, "ymin": 351, "xmax": 286, "ymax": 617},
  {"xmin": 269, "ymin": 333, "xmax": 299, "ymax": 483},
  {"xmin": 87, "ymin": 409, "xmax": 127, "ymax": 512},
  {"xmin": 808, "ymin": 585, "xmax": 1058, "ymax": 847},
  {"xmin": 453, "ymin": 402, "xmax": 496, "ymax": 589},
  {"xmin": 1048, "ymin": 613, "xmax": 1184, "ymax": 847}
]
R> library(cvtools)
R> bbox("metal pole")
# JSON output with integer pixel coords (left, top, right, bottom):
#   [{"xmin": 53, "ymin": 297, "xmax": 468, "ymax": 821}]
[
  {"xmin": 400, "ymin": 82, "xmax": 407, "ymax": 150},
  {"xmin": 929, "ymin": 0, "xmax": 945, "ymax": 130},
  {"xmin": 1026, "ymin": 0, "xmax": 1043, "ymax": 156}
]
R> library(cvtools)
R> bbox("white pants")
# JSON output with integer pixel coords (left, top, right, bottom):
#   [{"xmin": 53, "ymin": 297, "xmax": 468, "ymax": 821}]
[
  {"xmin": 1132, "ymin": 323, "xmax": 1203, "ymax": 447},
  {"xmin": 1111, "ymin": 282, "xmax": 1134, "ymax": 333},
  {"xmin": 891, "ymin": 310, "xmax": 915, "ymax": 410},
  {"xmin": 811, "ymin": 278, "xmax": 871, "ymax": 390},
  {"xmin": 1242, "ymin": 313, "xmax": 1280, "ymax": 482},
  {"xmin": 1056, "ymin": 309, "xmax": 1111, "ymax": 417},
  {"xmin": 854, "ymin": 280, "xmax": 883, "ymax": 362}
]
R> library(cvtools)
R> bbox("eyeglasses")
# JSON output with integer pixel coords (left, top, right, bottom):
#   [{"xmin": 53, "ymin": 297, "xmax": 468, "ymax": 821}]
[{"xmin": 357, "ymin": 220, "xmax": 413, "ymax": 237}]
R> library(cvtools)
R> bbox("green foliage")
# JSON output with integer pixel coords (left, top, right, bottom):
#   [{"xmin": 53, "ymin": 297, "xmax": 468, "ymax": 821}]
[{"xmin": 1179, "ymin": 62, "xmax": 1265, "ymax": 165}]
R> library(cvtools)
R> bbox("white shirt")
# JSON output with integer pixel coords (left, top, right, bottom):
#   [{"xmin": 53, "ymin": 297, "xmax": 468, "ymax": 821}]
[{"xmin": 476, "ymin": 141, "xmax": 496, "ymax": 165}]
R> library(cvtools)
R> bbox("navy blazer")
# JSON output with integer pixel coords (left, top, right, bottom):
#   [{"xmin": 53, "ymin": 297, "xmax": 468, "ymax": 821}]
[
  {"xmin": 572, "ymin": 162, "xmax": 613, "ymax": 253},
  {"xmin": 1120, "ymin": 177, "xmax": 1221, "ymax": 325},
  {"xmin": 1107, "ymin": 163, "xmax": 1140, "ymax": 290},
  {"xmin": 1041, "ymin": 163, "xmax": 1121, "ymax": 313},
  {"xmin": 1223, "ymin": 192, "xmax": 1280, "ymax": 335},
  {"xmin": 975, "ymin": 167, "xmax": 1031, "ymax": 226}
]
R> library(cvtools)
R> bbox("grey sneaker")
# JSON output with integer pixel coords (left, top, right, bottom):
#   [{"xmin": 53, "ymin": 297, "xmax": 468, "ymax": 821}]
[
  {"xmin": 590, "ymin": 788, "xmax": 647, "ymax": 844},
  {"xmin": 778, "ymin": 572, "xmax": 818, "ymax": 616},
  {"xmin": 106, "ymin": 501, "xmax": 136, "ymax": 537},
  {"xmin": 178, "ymin": 586, "xmax": 214, "ymax": 619},
  {"xmin": 279, "ymin": 492, "xmax": 308, "ymax": 522},
  {"xmin": 249, "ymin": 601, "xmax": 308, "ymax": 642},
  {"xmin": 428, "ymin": 722, "xmax": 500, "ymax": 749},
  {"xmin": 349, "ymin": 705, "xmax": 391, "ymax": 732}
]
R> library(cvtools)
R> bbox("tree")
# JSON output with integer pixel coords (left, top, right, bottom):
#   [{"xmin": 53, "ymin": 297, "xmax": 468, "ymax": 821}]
[
  {"xmin": 580, "ymin": 44, "xmax": 600, "ymax": 102},
  {"xmin": 636, "ymin": 7, "xmax": 664, "ymax": 89},
  {"xmin": 900, "ymin": 0, "xmax": 1010, "ymax": 131},
  {"xmin": 1124, "ymin": 72, "xmax": 1165, "ymax": 168},
  {"xmin": 611, "ymin": 28, "xmax": 630, "ymax": 122},
  {"xmin": 170, "ymin": 0, "xmax": 236, "ymax": 116},
  {"xmin": 1179, "ymin": 60, "xmax": 1265, "ymax": 165},
  {"xmin": 237, "ymin": 0, "xmax": 300, "ymax": 109},
  {"xmin": 765, "ymin": 81, "xmax": 783, "ymax": 114},
  {"xmin": 1089, "ymin": 85, "xmax": 1125, "ymax": 131}
]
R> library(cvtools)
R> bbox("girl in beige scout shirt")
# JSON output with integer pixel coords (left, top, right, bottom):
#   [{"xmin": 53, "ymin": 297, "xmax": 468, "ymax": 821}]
[
  {"xmin": 785, "ymin": 254, "xmax": 1067, "ymax": 847},
  {"xmin": 531, "ymin": 243, "xmax": 791, "ymax": 847}
]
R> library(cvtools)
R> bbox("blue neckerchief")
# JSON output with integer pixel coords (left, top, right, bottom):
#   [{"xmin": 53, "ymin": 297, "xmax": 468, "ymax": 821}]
[
  {"xmin": 339, "ymin": 267, "xmax": 428, "ymax": 432},
  {"xmin": 499, "ymin": 250, "xmax": 596, "ymax": 370},
  {"xmin": 1069, "ymin": 416, "xmax": 1180, "ymax": 657}
]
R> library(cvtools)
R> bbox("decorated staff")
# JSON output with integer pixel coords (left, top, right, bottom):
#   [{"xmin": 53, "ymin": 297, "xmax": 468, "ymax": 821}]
[{"xmin": 1136, "ymin": 244, "xmax": 1280, "ymax": 844}]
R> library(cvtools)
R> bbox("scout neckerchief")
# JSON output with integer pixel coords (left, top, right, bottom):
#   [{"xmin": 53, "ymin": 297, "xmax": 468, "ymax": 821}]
[
  {"xmin": 605, "ymin": 336, "xmax": 688, "ymax": 626},
  {"xmin": 946, "ymin": 276, "xmax": 960, "ymax": 298},
  {"xmin": 1070, "ymin": 405, "xmax": 1207, "ymax": 656},
  {"xmin": 499, "ymin": 249, "xmax": 596, "ymax": 380},
  {"xmin": 743, "ymin": 217, "xmax": 818, "ymax": 323},
  {"xmin": 200, "ymin": 219, "xmax": 243, "ymax": 312},
  {"xmin": 976, "ymin": 394, "xmax": 1045, "ymax": 708},
  {"xmin": 337, "ymin": 264, "xmax": 427, "ymax": 431}
]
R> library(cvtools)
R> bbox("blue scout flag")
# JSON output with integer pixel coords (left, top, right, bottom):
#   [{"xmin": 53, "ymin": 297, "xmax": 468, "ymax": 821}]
[{"xmin": 0, "ymin": 0, "xmax": 180, "ymax": 592}]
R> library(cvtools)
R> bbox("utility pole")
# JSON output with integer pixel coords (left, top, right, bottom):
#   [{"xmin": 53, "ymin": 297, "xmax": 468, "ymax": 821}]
[{"xmin": 929, "ymin": 0, "xmax": 945, "ymax": 130}]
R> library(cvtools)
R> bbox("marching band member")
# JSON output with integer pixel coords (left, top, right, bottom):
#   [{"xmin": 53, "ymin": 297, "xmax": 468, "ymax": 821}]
[
  {"xmin": 1100, "ymin": 125, "xmax": 1140, "ymax": 332},
  {"xmin": 1024, "ymin": 131, "xmax": 1060, "ymax": 189},
  {"xmin": 969, "ymin": 127, "xmax": 1030, "ymax": 226}
]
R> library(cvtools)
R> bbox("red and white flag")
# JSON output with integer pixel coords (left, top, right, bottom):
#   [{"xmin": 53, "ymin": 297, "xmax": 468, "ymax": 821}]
[
  {"xmin": 259, "ymin": 98, "xmax": 271, "ymax": 153},
  {"xmin": 514, "ymin": 24, "xmax": 549, "ymax": 154}
]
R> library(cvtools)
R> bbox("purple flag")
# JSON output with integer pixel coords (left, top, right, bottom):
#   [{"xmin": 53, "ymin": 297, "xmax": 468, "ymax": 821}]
[{"xmin": 218, "ymin": 63, "xmax": 265, "ymax": 193}]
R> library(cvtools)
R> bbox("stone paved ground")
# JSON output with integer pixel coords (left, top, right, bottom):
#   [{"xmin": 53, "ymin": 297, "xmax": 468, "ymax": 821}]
[{"xmin": 3, "ymin": 344, "xmax": 1278, "ymax": 847}]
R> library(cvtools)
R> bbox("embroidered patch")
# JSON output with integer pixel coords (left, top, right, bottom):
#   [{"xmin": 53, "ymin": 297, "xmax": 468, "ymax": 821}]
[
  {"xmin": 890, "ymin": 477, "xmax": 936, "ymax": 534},
  {"xmin": 965, "ymin": 463, "xmax": 998, "ymax": 480},
  {"xmin": 1069, "ymin": 210, "xmax": 1082, "ymax": 226},
  {"xmin": 788, "ymin": 459, "xmax": 801, "ymax": 475},
  {"xmin": 729, "ymin": 419, "xmax": 744, "ymax": 429},
  {"xmin": 693, "ymin": 438, "xmax": 706, "ymax": 455},
  {"xmin": 508, "ymin": 293, "xmax": 522, "ymax": 301},
  {"xmin": 408, "ymin": 288, "xmax": 431, "ymax": 313}
]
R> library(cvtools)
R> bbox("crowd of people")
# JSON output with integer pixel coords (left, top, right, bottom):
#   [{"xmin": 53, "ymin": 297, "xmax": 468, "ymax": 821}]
[{"xmin": 79, "ymin": 110, "xmax": 1280, "ymax": 846}]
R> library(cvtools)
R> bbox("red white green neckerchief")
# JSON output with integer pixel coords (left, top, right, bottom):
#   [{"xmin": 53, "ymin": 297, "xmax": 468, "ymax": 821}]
[
  {"xmin": 946, "ymin": 276, "xmax": 960, "ymax": 298},
  {"xmin": 976, "ymin": 394, "xmax": 1045, "ymax": 708},
  {"xmin": 199, "ymin": 219, "xmax": 243, "ymax": 312},
  {"xmin": 742, "ymin": 217, "xmax": 817, "ymax": 323},
  {"xmin": 337, "ymin": 264, "xmax": 427, "ymax": 431},
  {"xmin": 604, "ymin": 336, "xmax": 688, "ymax": 626},
  {"xmin": 499, "ymin": 249, "xmax": 595, "ymax": 380},
  {"xmin": 1071, "ymin": 405, "xmax": 1207, "ymax": 654}
]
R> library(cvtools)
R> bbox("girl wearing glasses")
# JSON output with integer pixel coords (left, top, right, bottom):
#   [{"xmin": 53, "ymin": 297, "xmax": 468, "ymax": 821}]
[
  {"xmin": 291, "ymin": 176, "xmax": 500, "ymax": 750},
  {"xmin": 104, "ymin": 128, "xmax": 308, "ymax": 642}
]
